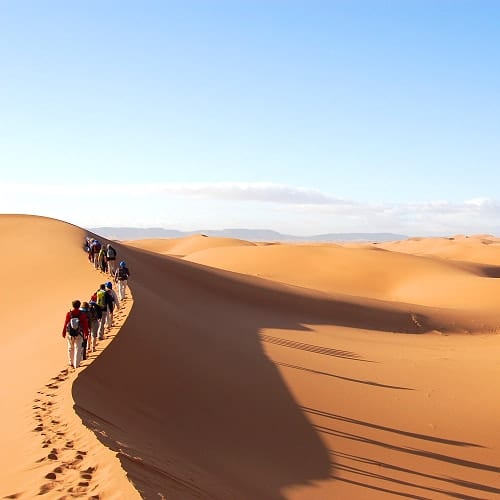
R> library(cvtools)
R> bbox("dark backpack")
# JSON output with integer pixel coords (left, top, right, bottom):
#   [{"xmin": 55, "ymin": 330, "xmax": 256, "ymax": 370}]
[
  {"xmin": 106, "ymin": 290, "xmax": 115, "ymax": 311},
  {"xmin": 89, "ymin": 303, "xmax": 102, "ymax": 321},
  {"xmin": 66, "ymin": 311, "xmax": 82, "ymax": 337},
  {"xmin": 106, "ymin": 246, "xmax": 116, "ymax": 259},
  {"xmin": 117, "ymin": 267, "xmax": 128, "ymax": 280}
]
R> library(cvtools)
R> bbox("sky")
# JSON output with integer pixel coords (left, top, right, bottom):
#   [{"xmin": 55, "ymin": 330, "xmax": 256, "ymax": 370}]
[{"xmin": 1, "ymin": 0, "xmax": 499, "ymax": 236}]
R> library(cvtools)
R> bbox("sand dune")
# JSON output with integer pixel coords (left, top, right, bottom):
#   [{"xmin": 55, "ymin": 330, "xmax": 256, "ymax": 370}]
[
  {"xmin": 181, "ymin": 242, "xmax": 500, "ymax": 311},
  {"xmin": 124, "ymin": 234, "xmax": 257, "ymax": 257},
  {"xmin": 4, "ymin": 216, "xmax": 500, "ymax": 499},
  {"xmin": 379, "ymin": 234, "xmax": 500, "ymax": 265},
  {"xmin": 0, "ymin": 215, "xmax": 139, "ymax": 498}
]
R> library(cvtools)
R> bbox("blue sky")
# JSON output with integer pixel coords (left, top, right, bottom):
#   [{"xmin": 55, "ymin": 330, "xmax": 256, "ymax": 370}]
[{"xmin": 1, "ymin": 0, "xmax": 499, "ymax": 236}]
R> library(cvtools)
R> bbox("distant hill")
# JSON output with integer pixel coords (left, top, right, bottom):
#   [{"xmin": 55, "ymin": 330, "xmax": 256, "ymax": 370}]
[{"xmin": 88, "ymin": 227, "xmax": 408, "ymax": 243}]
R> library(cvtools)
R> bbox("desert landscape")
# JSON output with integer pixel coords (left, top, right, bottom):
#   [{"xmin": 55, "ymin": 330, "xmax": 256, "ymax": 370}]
[{"xmin": 2, "ymin": 214, "xmax": 500, "ymax": 499}]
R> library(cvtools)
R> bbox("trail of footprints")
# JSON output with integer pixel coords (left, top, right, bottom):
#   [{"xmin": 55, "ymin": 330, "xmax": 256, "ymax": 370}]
[
  {"xmin": 32, "ymin": 369, "xmax": 99, "ymax": 498},
  {"xmin": 29, "ymin": 304, "xmax": 129, "ymax": 498}
]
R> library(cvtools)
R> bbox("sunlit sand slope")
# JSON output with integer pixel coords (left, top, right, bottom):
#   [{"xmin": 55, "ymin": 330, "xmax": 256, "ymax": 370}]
[
  {"xmin": 69, "ymin": 234, "xmax": 500, "ymax": 498},
  {"xmin": 124, "ymin": 234, "xmax": 256, "ymax": 256},
  {"xmin": 0, "ymin": 215, "xmax": 138, "ymax": 499},
  {"xmin": 379, "ymin": 234, "xmax": 500, "ymax": 265},
  {"xmin": 3, "ymin": 218, "xmax": 500, "ymax": 499}
]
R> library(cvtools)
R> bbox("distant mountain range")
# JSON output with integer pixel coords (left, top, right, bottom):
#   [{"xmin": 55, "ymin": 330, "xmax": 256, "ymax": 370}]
[{"xmin": 89, "ymin": 227, "xmax": 408, "ymax": 243}]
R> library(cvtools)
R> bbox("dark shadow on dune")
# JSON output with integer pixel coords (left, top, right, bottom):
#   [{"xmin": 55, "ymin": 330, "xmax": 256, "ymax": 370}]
[
  {"xmin": 303, "ymin": 407, "xmax": 483, "ymax": 447},
  {"xmin": 317, "ymin": 424, "xmax": 495, "ymax": 469},
  {"xmin": 275, "ymin": 362, "xmax": 415, "ymax": 390},
  {"xmin": 332, "ymin": 451, "xmax": 500, "ymax": 496},
  {"xmin": 317, "ymin": 419, "xmax": 500, "ymax": 498},
  {"xmin": 71, "ymin": 245, "xmax": 468, "ymax": 498},
  {"xmin": 331, "ymin": 466, "xmax": 486, "ymax": 500},
  {"xmin": 330, "ymin": 475, "xmax": 432, "ymax": 500},
  {"xmin": 259, "ymin": 334, "xmax": 374, "ymax": 361},
  {"xmin": 476, "ymin": 264, "xmax": 500, "ymax": 278}
]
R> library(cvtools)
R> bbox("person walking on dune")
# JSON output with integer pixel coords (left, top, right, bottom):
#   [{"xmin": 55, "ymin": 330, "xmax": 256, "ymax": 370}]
[
  {"xmin": 91, "ymin": 239, "xmax": 101, "ymax": 267},
  {"xmin": 79, "ymin": 301, "xmax": 91, "ymax": 360},
  {"xmin": 97, "ymin": 244, "xmax": 107, "ymax": 273},
  {"xmin": 87, "ymin": 299, "xmax": 102, "ymax": 352},
  {"xmin": 106, "ymin": 243, "xmax": 118, "ymax": 276},
  {"xmin": 114, "ymin": 261, "xmax": 130, "ymax": 300},
  {"xmin": 94, "ymin": 284, "xmax": 114, "ymax": 340},
  {"xmin": 105, "ymin": 281, "xmax": 120, "ymax": 330},
  {"xmin": 62, "ymin": 299, "xmax": 89, "ymax": 368}
]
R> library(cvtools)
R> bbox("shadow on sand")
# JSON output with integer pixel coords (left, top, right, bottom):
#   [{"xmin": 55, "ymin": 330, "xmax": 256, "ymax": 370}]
[{"xmin": 72, "ymin": 246, "xmax": 466, "ymax": 498}]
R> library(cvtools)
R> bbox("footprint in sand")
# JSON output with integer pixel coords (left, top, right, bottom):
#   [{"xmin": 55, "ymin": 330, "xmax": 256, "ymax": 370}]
[
  {"xmin": 29, "ymin": 293, "xmax": 131, "ymax": 499},
  {"xmin": 38, "ymin": 483, "xmax": 55, "ymax": 495}
]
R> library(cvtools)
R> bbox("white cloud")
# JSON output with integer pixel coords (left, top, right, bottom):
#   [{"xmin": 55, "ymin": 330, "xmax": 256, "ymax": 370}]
[
  {"xmin": 1, "ymin": 182, "xmax": 499, "ymax": 236},
  {"xmin": 0, "ymin": 182, "xmax": 342, "ymax": 204}
]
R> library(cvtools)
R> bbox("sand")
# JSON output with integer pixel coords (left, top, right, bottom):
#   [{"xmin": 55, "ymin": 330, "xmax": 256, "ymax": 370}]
[{"xmin": 2, "ymin": 214, "xmax": 500, "ymax": 499}]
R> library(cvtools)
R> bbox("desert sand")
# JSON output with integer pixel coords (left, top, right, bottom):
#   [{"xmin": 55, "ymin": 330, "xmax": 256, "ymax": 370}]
[{"xmin": 2, "ymin": 215, "xmax": 500, "ymax": 499}]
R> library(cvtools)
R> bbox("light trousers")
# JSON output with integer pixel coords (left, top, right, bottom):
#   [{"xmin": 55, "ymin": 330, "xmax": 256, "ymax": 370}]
[
  {"xmin": 89, "ymin": 320, "xmax": 99, "ymax": 350},
  {"xmin": 107, "ymin": 259, "xmax": 116, "ymax": 276},
  {"xmin": 118, "ymin": 279, "xmax": 128, "ymax": 300},
  {"xmin": 98, "ymin": 310, "xmax": 108, "ymax": 339},
  {"xmin": 67, "ymin": 335, "xmax": 83, "ymax": 368}
]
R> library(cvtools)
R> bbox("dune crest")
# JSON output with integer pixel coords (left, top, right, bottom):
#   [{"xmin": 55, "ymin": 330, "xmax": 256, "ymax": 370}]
[
  {"xmin": 124, "ymin": 233, "xmax": 257, "ymax": 257},
  {"xmin": 4, "ymin": 217, "xmax": 500, "ymax": 498}
]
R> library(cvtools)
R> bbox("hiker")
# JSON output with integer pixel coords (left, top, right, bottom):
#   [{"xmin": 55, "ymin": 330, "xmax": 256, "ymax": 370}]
[
  {"xmin": 97, "ymin": 244, "xmax": 107, "ymax": 273},
  {"xmin": 62, "ymin": 299, "xmax": 89, "ymax": 368},
  {"xmin": 87, "ymin": 299, "xmax": 102, "ymax": 352},
  {"xmin": 106, "ymin": 243, "xmax": 118, "ymax": 276},
  {"xmin": 105, "ymin": 281, "xmax": 120, "ymax": 330},
  {"xmin": 114, "ymin": 261, "xmax": 130, "ymax": 300},
  {"xmin": 79, "ymin": 301, "xmax": 90, "ymax": 360},
  {"xmin": 91, "ymin": 239, "xmax": 102, "ymax": 267},
  {"xmin": 85, "ymin": 237, "xmax": 93, "ymax": 262},
  {"xmin": 95, "ymin": 283, "xmax": 114, "ymax": 340}
]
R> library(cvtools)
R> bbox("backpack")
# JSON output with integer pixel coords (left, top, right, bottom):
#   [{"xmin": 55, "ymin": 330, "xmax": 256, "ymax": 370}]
[
  {"xmin": 93, "ymin": 241, "xmax": 102, "ymax": 252},
  {"xmin": 106, "ymin": 246, "xmax": 116, "ymax": 259},
  {"xmin": 117, "ymin": 267, "xmax": 128, "ymax": 280},
  {"xmin": 96, "ymin": 289, "xmax": 107, "ymax": 308},
  {"xmin": 105, "ymin": 290, "xmax": 115, "ymax": 311},
  {"xmin": 66, "ymin": 311, "xmax": 82, "ymax": 337},
  {"xmin": 89, "ymin": 303, "xmax": 102, "ymax": 321}
]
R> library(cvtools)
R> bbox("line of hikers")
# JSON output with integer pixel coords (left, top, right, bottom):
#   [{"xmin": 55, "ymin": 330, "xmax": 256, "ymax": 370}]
[
  {"xmin": 84, "ymin": 237, "xmax": 131, "ymax": 299},
  {"xmin": 85, "ymin": 237, "xmax": 119, "ymax": 275},
  {"xmin": 62, "ymin": 238, "xmax": 131, "ymax": 368}
]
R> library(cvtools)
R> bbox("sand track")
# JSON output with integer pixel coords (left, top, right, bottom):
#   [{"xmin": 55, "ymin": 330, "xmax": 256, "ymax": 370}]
[{"xmin": 23, "ymin": 291, "xmax": 136, "ymax": 499}]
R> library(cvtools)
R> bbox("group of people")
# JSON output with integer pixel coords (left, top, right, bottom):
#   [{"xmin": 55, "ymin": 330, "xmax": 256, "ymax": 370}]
[
  {"xmin": 85, "ymin": 237, "xmax": 119, "ymax": 275},
  {"xmin": 62, "ymin": 238, "xmax": 131, "ymax": 368}
]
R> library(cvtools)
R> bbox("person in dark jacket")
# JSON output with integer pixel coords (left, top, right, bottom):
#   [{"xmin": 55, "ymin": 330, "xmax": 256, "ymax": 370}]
[
  {"xmin": 86, "ymin": 299, "xmax": 102, "ymax": 352},
  {"xmin": 94, "ymin": 284, "xmax": 114, "ymax": 340},
  {"xmin": 114, "ymin": 261, "xmax": 130, "ymax": 300},
  {"xmin": 106, "ymin": 243, "xmax": 118, "ymax": 276}
]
